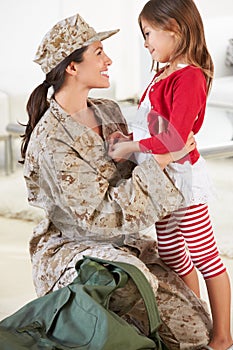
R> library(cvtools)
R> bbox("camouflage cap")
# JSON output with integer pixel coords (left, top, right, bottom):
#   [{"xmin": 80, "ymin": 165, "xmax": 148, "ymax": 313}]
[{"xmin": 34, "ymin": 14, "xmax": 119, "ymax": 74}]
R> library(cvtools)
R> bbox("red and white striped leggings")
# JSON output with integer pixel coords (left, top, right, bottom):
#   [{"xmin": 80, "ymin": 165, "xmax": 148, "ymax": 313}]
[{"xmin": 156, "ymin": 203, "xmax": 226, "ymax": 279}]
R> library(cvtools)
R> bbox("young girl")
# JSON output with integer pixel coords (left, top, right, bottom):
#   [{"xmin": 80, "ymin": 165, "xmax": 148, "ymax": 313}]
[{"xmin": 108, "ymin": 1, "xmax": 233, "ymax": 349}]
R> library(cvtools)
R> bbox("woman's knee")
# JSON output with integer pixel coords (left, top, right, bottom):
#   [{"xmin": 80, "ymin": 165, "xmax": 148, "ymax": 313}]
[{"xmin": 149, "ymin": 262, "xmax": 212, "ymax": 349}]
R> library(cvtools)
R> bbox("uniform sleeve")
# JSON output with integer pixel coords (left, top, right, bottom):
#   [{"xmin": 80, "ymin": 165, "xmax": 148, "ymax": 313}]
[
  {"xmin": 139, "ymin": 69, "xmax": 207, "ymax": 153},
  {"xmin": 51, "ymin": 146, "xmax": 183, "ymax": 235}
]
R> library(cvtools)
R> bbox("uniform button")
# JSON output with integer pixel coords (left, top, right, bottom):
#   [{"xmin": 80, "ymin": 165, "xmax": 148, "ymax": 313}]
[
  {"xmin": 151, "ymin": 106, "xmax": 154, "ymax": 109},
  {"xmin": 151, "ymin": 88, "xmax": 154, "ymax": 92}
]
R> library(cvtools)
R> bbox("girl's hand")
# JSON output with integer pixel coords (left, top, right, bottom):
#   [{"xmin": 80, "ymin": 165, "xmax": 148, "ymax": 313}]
[{"xmin": 108, "ymin": 141, "xmax": 140, "ymax": 162}]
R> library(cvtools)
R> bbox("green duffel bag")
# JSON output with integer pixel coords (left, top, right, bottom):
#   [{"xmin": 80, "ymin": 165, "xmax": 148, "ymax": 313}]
[{"xmin": 0, "ymin": 256, "xmax": 168, "ymax": 350}]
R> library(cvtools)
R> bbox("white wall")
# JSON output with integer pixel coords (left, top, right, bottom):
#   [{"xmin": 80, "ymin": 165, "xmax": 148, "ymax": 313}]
[
  {"xmin": 195, "ymin": 0, "xmax": 233, "ymax": 77},
  {"xmin": 195, "ymin": 0, "xmax": 233, "ymax": 18},
  {"xmin": 0, "ymin": 0, "xmax": 61, "ymax": 121},
  {"xmin": 0, "ymin": 0, "xmax": 233, "ymax": 122},
  {"xmin": 0, "ymin": 0, "xmax": 60, "ymax": 95}
]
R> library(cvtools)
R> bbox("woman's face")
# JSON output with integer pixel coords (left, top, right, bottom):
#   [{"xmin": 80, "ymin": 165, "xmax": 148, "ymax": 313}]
[
  {"xmin": 75, "ymin": 41, "xmax": 112, "ymax": 89},
  {"xmin": 141, "ymin": 18, "xmax": 176, "ymax": 63}
]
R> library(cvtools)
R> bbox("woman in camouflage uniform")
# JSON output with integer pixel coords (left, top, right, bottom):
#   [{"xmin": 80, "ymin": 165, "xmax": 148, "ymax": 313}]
[{"xmin": 20, "ymin": 13, "xmax": 212, "ymax": 349}]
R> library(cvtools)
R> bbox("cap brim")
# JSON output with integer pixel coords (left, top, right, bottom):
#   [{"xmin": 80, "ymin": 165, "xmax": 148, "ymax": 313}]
[{"xmin": 84, "ymin": 29, "xmax": 120, "ymax": 46}]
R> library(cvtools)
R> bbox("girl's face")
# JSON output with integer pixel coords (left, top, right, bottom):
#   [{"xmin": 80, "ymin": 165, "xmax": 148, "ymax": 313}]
[
  {"xmin": 75, "ymin": 41, "xmax": 112, "ymax": 89},
  {"xmin": 141, "ymin": 18, "xmax": 177, "ymax": 63}
]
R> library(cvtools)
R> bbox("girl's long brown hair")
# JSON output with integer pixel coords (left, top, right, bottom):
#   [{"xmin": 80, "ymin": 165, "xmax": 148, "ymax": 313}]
[
  {"xmin": 20, "ymin": 46, "xmax": 88, "ymax": 163},
  {"xmin": 138, "ymin": 0, "xmax": 214, "ymax": 94}
]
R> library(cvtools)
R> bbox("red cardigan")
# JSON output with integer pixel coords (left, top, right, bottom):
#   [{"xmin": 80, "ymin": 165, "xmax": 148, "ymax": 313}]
[{"xmin": 138, "ymin": 65, "xmax": 207, "ymax": 164}]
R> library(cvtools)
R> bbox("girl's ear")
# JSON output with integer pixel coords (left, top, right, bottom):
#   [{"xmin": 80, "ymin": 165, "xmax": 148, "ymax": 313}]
[
  {"xmin": 168, "ymin": 18, "xmax": 179, "ymax": 34},
  {"xmin": 65, "ymin": 61, "xmax": 78, "ymax": 76}
]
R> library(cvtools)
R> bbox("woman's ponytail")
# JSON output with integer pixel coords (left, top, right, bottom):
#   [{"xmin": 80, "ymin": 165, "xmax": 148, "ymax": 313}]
[{"xmin": 20, "ymin": 82, "xmax": 50, "ymax": 162}]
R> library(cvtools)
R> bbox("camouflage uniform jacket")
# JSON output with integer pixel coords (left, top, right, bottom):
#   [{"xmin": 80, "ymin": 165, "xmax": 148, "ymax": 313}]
[{"xmin": 24, "ymin": 97, "xmax": 183, "ymax": 296}]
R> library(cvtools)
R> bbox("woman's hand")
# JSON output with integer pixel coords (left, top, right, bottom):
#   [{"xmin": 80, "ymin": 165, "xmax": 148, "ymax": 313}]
[
  {"xmin": 153, "ymin": 131, "xmax": 196, "ymax": 169},
  {"xmin": 171, "ymin": 131, "xmax": 196, "ymax": 161},
  {"xmin": 108, "ymin": 131, "xmax": 133, "ymax": 144}
]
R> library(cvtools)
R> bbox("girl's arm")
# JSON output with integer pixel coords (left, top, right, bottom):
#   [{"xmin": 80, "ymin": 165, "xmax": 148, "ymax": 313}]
[
  {"xmin": 108, "ymin": 140, "xmax": 140, "ymax": 162},
  {"xmin": 109, "ymin": 131, "xmax": 196, "ymax": 168}
]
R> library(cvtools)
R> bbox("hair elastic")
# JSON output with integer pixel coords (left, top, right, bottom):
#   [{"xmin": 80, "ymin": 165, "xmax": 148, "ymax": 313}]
[{"xmin": 43, "ymin": 80, "xmax": 51, "ymax": 88}]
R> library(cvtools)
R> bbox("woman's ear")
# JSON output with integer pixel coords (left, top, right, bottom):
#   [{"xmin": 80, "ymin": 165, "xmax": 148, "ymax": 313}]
[{"xmin": 65, "ymin": 61, "xmax": 78, "ymax": 76}]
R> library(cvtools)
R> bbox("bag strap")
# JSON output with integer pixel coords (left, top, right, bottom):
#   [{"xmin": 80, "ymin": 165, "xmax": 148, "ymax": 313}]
[{"xmin": 83, "ymin": 256, "xmax": 164, "ymax": 349}]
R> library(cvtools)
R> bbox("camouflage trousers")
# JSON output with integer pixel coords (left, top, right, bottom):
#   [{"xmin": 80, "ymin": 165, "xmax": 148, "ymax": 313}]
[{"xmin": 52, "ymin": 243, "xmax": 212, "ymax": 350}]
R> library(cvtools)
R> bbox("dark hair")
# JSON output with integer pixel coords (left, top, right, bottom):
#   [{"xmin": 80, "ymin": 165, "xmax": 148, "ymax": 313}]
[
  {"xmin": 138, "ymin": 0, "xmax": 214, "ymax": 93},
  {"xmin": 20, "ymin": 46, "xmax": 88, "ymax": 163}
]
